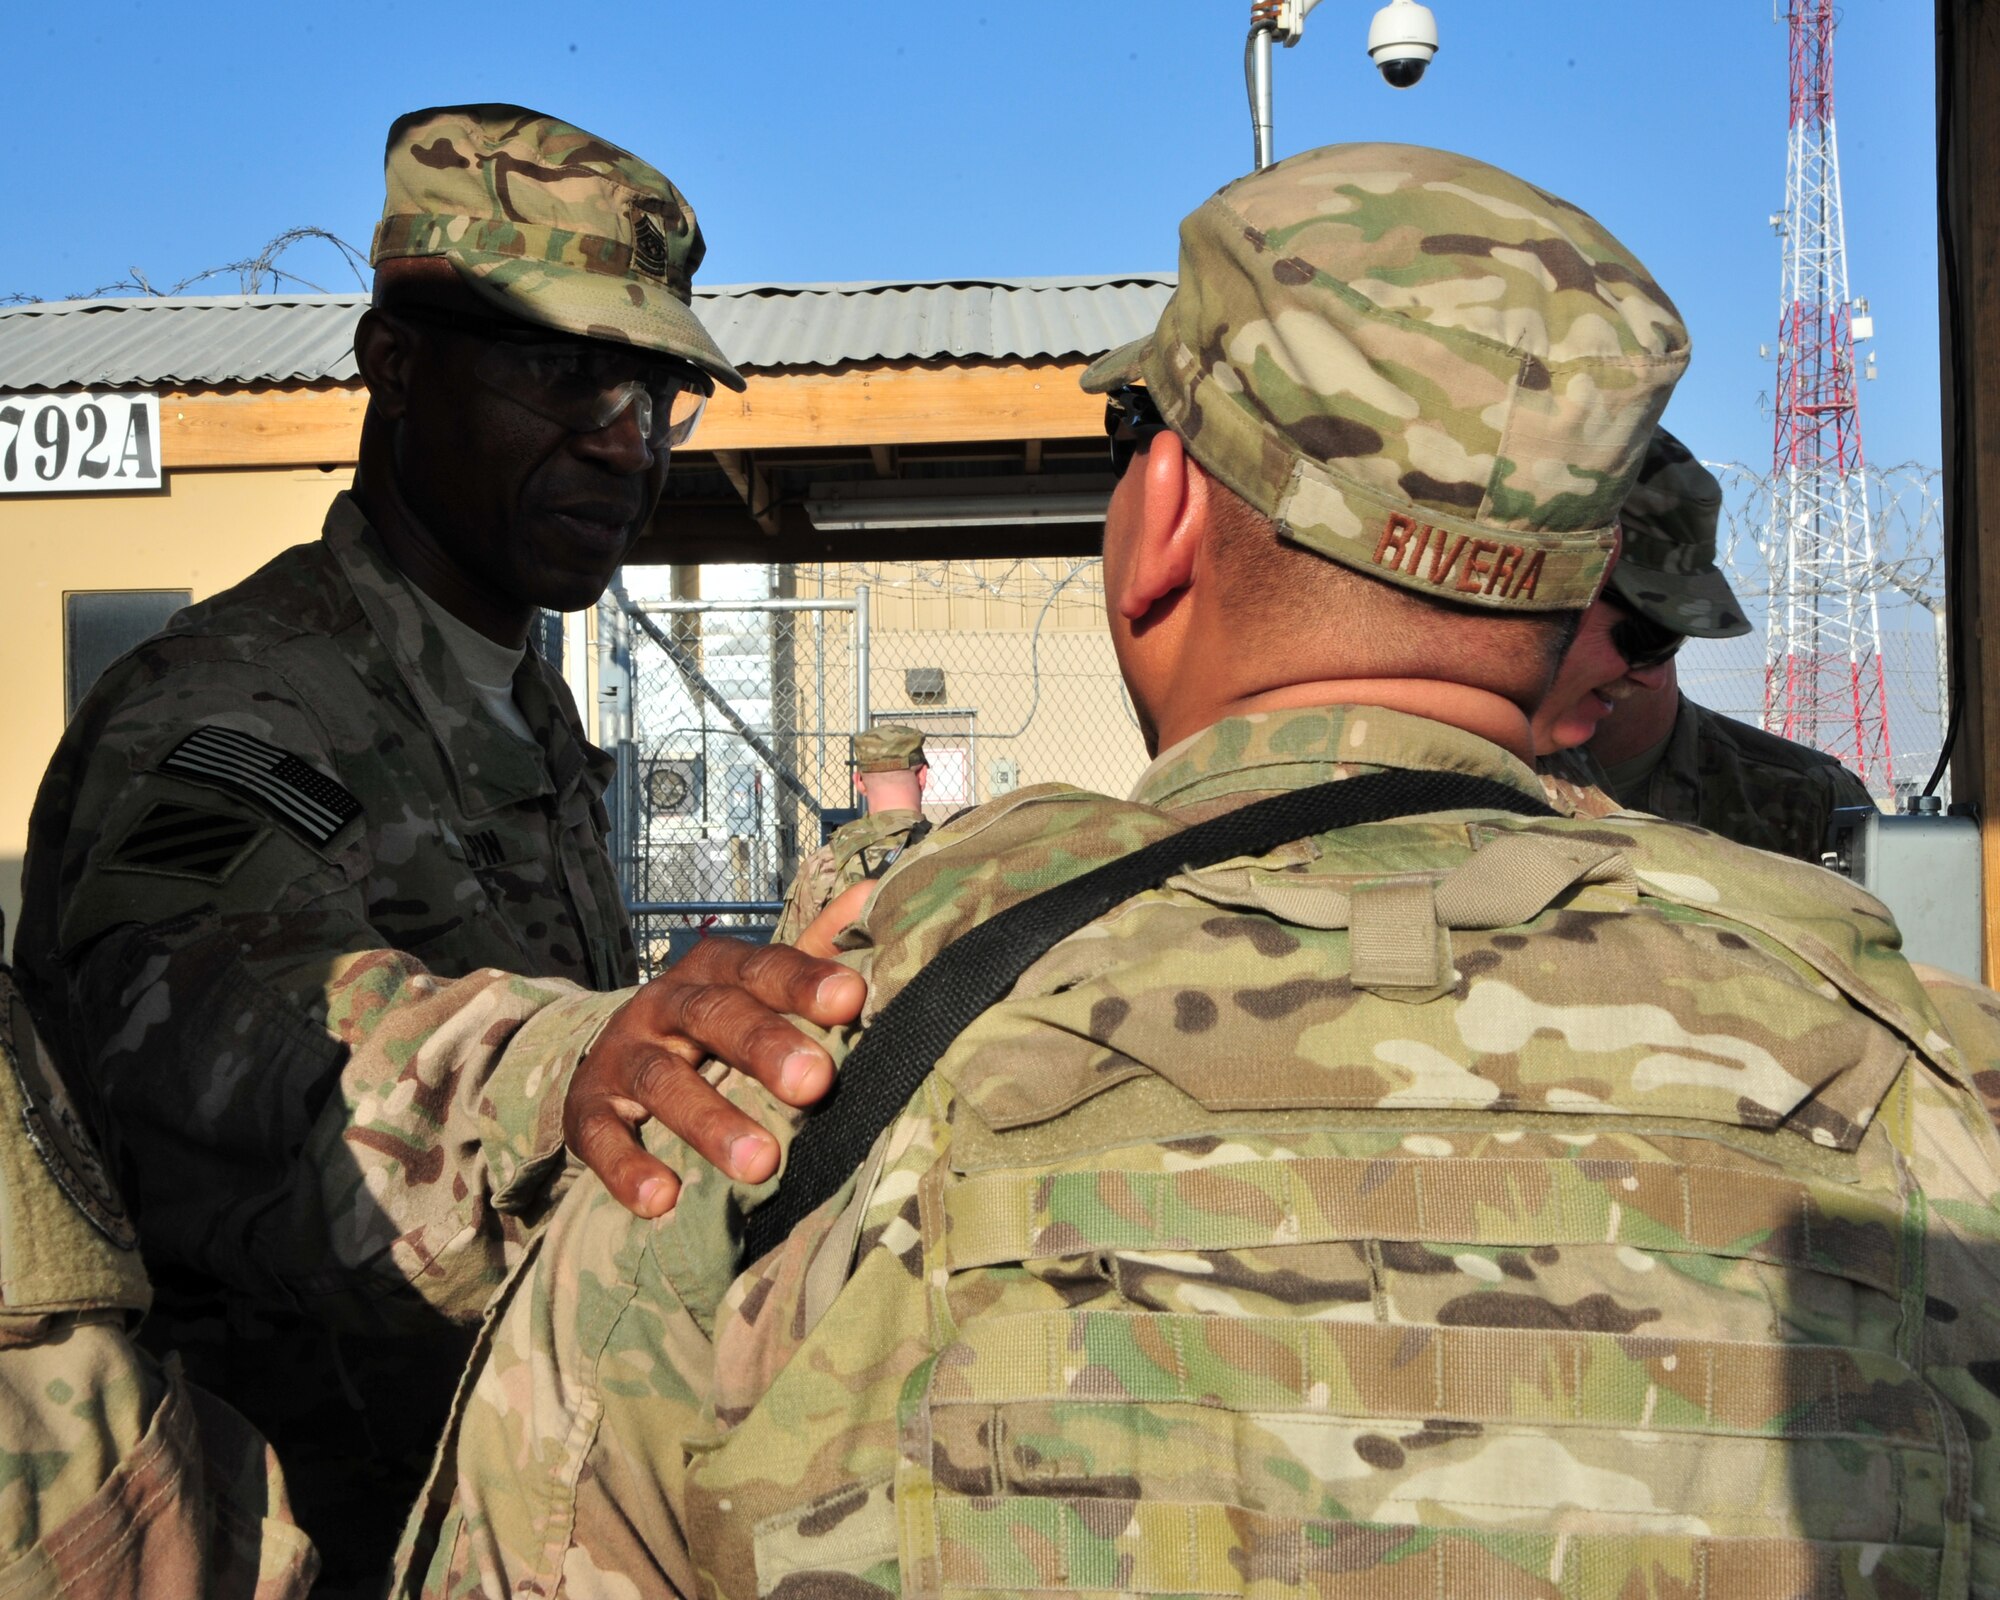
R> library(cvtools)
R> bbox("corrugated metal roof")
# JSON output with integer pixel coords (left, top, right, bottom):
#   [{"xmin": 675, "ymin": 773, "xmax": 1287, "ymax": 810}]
[{"xmin": 0, "ymin": 275, "xmax": 1175, "ymax": 391}]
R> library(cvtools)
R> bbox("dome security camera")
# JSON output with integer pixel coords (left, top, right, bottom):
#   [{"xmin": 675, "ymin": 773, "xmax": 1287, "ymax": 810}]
[{"xmin": 1367, "ymin": 0, "xmax": 1438, "ymax": 88}]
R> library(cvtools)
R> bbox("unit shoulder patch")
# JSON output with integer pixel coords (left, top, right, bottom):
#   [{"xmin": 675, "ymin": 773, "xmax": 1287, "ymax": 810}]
[
  {"xmin": 106, "ymin": 799, "xmax": 266, "ymax": 882},
  {"xmin": 159, "ymin": 724, "xmax": 362, "ymax": 847},
  {"xmin": 3, "ymin": 983, "xmax": 136, "ymax": 1249}
]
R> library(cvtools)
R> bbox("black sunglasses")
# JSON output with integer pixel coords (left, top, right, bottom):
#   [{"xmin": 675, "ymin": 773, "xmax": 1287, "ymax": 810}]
[
  {"xmin": 1609, "ymin": 607, "xmax": 1686, "ymax": 672},
  {"xmin": 1105, "ymin": 385, "xmax": 1170, "ymax": 478}
]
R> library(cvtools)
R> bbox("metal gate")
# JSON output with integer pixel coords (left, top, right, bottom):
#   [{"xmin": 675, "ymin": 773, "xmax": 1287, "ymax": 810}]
[{"xmin": 603, "ymin": 584, "xmax": 870, "ymax": 975}]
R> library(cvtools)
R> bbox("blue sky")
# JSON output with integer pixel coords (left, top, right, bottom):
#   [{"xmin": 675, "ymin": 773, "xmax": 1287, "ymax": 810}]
[{"xmin": 5, "ymin": 0, "xmax": 1939, "ymax": 476}]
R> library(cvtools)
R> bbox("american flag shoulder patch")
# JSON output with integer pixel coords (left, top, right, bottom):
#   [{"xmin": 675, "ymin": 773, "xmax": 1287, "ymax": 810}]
[{"xmin": 159, "ymin": 725, "xmax": 362, "ymax": 847}]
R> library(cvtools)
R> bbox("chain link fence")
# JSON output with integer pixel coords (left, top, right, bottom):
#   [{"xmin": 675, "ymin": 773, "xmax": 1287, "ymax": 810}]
[
  {"xmin": 1706, "ymin": 459, "xmax": 1948, "ymax": 801},
  {"xmin": 606, "ymin": 471, "xmax": 1951, "ymax": 973},
  {"xmin": 798, "ymin": 557, "xmax": 1149, "ymax": 813},
  {"xmin": 605, "ymin": 559, "xmax": 1148, "ymax": 976},
  {"xmin": 1678, "ymin": 625, "xmax": 1948, "ymax": 804},
  {"xmin": 604, "ymin": 584, "xmax": 865, "ymax": 974}
]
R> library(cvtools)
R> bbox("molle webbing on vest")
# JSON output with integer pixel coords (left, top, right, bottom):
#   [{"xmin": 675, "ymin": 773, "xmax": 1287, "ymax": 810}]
[
  {"xmin": 905, "ymin": 1492, "xmax": 1947, "ymax": 1598},
  {"xmin": 939, "ymin": 1155, "xmax": 1907, "ymax": 1294},
  {"xmin": 919, "ymin": 1309, "xmax": 1943, "ymax": 1444}
]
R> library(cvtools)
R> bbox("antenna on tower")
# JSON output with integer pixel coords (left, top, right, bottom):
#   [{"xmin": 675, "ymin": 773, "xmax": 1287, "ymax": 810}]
[{"xmin": 1762, "ymin": 0, "xmax": 1893, "ymax": 792}]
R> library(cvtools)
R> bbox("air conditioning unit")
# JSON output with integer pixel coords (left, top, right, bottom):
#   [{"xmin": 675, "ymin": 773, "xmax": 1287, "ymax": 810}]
[{"xmin": 642, "ymin": 756, "xmax": 704, "ymax": 818}]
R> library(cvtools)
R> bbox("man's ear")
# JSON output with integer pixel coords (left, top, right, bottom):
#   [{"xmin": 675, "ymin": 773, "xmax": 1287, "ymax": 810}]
[
  {"xmin": 1115, "ymin": 431, "xmax": 1211, "ymax": 623},
  {"xmin": 353, "ymin": 308, "xmax": 419, "ymax": 422}
]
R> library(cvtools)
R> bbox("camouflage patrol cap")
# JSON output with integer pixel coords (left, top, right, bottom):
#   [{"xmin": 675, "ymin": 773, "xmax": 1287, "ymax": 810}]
[
  {"xmin": 854, "ymin": 725, "xmax": 927, "ymax": 773},
  {"xmin": 1082, "ymin": 143, "xmax": 1690, "ymax": 612},
  {"xmin": 371, "ymin": 104, "xmax": 745, "ymax": 392},
  {"xmin": 1607, "ymin": 427, "xmax": 1750, "ymax": 639}
]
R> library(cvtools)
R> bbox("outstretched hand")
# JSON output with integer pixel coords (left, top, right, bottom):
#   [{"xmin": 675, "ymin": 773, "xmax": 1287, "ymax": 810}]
[{"xmin": 563, "ymin": 883, "xmax": 874, "ymax": 1218}]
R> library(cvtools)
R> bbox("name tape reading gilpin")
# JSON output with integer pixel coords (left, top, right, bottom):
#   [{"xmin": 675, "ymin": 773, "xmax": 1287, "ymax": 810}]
[{"xmin": 0, "ymin": 393, "xmax": 161, "ymax": 494}]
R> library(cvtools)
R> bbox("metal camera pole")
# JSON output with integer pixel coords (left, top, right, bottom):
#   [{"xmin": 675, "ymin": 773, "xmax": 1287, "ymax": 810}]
[
  {"xmin": 1248, "ymin": 0, "xmax": 1324, "ymax": 170},
  {"xmin": 1247, "ymin": 0, "xmax": 1437, "ymax": 171}
]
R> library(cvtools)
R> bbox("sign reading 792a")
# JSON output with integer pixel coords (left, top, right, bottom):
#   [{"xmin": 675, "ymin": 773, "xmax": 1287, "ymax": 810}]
[{"xmin": 0, "ymin": 393, "xmax": 161, "ymax": 493}]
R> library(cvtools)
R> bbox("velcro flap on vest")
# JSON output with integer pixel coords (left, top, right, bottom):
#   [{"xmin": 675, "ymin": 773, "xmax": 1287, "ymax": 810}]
[
  {"xmin": 1167, "ymin": 833, "xmax": 1635, "ymax": 1000},
  {"xmin": 937, "ymin": 814, "xmax": 1907, "ymax": 1150},
  {"xmin": 1350, "ymin": 881, "xmax": 1451, "ymax": 995}
]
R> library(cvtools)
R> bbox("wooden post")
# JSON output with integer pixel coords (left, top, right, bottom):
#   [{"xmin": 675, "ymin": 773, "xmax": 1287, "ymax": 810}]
[{"xmin": 1940, "ymin": 0, "xmax": 2000, "ymax": 983}]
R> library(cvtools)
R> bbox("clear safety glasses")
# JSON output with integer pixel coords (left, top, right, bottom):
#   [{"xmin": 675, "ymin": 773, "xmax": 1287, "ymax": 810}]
[{"xmin": 390, "ymin": 305, "xmax": 712, "ymax": 450}]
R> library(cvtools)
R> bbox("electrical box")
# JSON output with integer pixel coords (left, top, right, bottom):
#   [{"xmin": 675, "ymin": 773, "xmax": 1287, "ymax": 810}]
[
  {"xmin": 990, "ymin": 756, "xmax": 1020, "ymax": 796},
  {"xmin": 1823, "ymin": 803, "xmax": 1983, "ymax": 980}
]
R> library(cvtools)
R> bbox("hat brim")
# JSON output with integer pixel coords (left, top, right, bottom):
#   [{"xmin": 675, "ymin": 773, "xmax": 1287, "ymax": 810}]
[
  {"xmin": 447, "ymin": 254, "xmax": 746, "ymax": 392},
  {"xmin": 1080, "ymin": 335, "xmax": 1153, "ymax": 395},
  {"xmin": 1608, "ymin": 561, "xmax": 1752, "ymax": 639}
]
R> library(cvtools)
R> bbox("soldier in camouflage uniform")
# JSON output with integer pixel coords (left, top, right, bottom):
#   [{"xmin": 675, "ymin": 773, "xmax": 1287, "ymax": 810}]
[
  {"xmin": 0, "ymin": 956, "xmax": 317, "ymax": 1598},
  {"xmin": 774, "ymin": 726, "xmax": 932, "ymax": 944},
  {"xmin": 14, "ymin": 105, "xmax": 866, "ymax": 1594},
  {"xmin": 396, "ymin": 145, "xmax": 2000, "ymax": 1600},
  {"xmin": 1536, "ymin": 430, "xmax": 1876, "ymax": 859}
]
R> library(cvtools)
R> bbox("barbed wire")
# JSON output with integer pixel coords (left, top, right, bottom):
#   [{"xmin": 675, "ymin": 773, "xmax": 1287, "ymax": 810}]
[
  {"xmin": 1, "ymin": 227, "xmax": 371, "ymax": 308},
  {"xmin": 1707, "ymin": 459, "xmax": 1943, "ymax": 611},
  {"xmin": 797, "ymin": 556, "xmax": 1107, "ymax": 606}
]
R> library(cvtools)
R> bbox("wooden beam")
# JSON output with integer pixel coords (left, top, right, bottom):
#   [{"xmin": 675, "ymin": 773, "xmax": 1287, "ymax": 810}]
[
  {"xmin": 869, "ymin": 444, "xmax": 895, "ymax": 477},
  {"xmin": 160, "ymin": 387, "xmax": 367, "ymax": 469},
  {"xmin": 712, "ymin": 449, "xmax": 781, "ymax": 537},
  {"xmin": 1025, "ymin": 439, "xmax": 1044, "ymax": 473},
  {"xmin": 1941, "ymin": 0, "xmax": 2000, "ymax": 981},
  {"xmin": 629, "ymin": 506, "xmax": 1102, "ymax": 567},
  {"xmin": 155, "ymin": 361, "xmax": 1105, "ymax": 471},
  {"xmin": 700, "ymin": 363, "xmax": 1102, "ymax": 450}
]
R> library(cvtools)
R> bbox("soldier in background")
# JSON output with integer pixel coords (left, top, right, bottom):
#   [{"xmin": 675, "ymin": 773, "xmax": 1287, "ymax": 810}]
[
  {"xmin": 773, "ymin": 725, "xmax": 932, "ymax": 943},
  {"xmin": 13, "ymin": 105, "xmax": 865, "ymax": 1593},
  {"xmin": 0, "ymin": 955, "xmax": 315, "ymax": 1598},
  {"xmin": 398, "ymin": 144, "xmax": 2000, "ymax": 1599},
  {"xmin": 1536, "ymin": 428, "xmax": 1875, "ymax": 860}
]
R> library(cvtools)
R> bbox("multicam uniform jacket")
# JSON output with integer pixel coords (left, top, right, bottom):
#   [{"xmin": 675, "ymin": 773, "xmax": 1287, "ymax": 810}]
[
  {"xmin": 397, "ymin": 705, "xmax": 2000, "ymax": 1600},
  {"xmin": 0, "ymin": 963, "xmax": 317, "ymax": 1600},
  {"xmin": 15, "ymin": 492, "xmax": 640, "ymax": 1593},
  {"xmin": 772, "ymin": 809, "xmax": 929, "ymax": 945},
  {"xmin": 1541, "ymin": 695, "xmax": 1875, "ymax": 864}
]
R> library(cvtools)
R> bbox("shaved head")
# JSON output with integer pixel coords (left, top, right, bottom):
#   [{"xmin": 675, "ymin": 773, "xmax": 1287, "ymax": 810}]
[{"xmin": 1205, "ymin": 482, "xmax": 1580, "ymax": 712}]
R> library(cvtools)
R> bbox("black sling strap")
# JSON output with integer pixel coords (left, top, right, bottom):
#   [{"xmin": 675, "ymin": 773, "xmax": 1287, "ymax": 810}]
[
  {"xmin": 859, "ymin": 817, "xmax": 931, "ymax": 881},
  {"xmin": 744, "ymin": 768, "xmax": 1557, "ymax": 1261}
]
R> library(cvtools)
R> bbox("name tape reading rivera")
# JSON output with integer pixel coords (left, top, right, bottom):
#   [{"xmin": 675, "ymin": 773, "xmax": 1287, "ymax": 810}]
[
  {"xmin": 0, "ymin": 393, "xmax": 161, "ymax": 494},
  {"xmin": 1372, "ymin": 510, "xmax": 1549, "ymax": 602}
]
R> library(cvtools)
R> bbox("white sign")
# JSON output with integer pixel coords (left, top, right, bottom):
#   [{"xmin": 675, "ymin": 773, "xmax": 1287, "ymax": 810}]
[
  {"xmin": 926, "ymin": 745, "xmax": 972, "ymax": 806},
  {"xmin": 0, "ymin": 393, "xmax": 161, "ymax": 494}
]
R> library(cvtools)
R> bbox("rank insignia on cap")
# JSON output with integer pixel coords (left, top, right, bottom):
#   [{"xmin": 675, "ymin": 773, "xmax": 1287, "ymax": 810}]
[
  {"xmin": 161, "ymin": 725, "xmax": 362, "ymax": 847},
  {"xmin": 5, "ymin": 986, "xmax": 136, "ymax": 1249},
  {"xmin": 633, "ymin": 212, "xmax": 669, "ymax": 281}
]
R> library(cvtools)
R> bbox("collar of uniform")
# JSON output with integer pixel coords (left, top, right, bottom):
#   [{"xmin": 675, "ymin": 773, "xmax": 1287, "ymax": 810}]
[
  {"xmin": 322, "ymin": 493, "xmax": 558, "ymax": 817},
  {"xmin": 1131, "ymin": 705, "xmax": 1547, "ymax": 814}
]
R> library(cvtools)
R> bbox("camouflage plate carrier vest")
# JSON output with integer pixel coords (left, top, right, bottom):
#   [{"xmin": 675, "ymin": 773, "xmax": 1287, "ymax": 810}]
[{"xmin": 677, "ymin": 787, "xmax": 2000, "ymax": 1600}]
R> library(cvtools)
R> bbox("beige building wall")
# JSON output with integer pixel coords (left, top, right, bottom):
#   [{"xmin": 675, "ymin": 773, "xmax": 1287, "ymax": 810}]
[
  {"xmin": 0, "ymin": 465, "xmax": 353, "ymax": 952},
  {"xmin": 795, "ymin": 559, "xmax": 1151, "ymax": 814}
]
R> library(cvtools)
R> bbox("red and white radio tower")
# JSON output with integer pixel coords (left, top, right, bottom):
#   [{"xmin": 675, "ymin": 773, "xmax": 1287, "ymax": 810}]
[{"xmin": 1763, "ymin": 0, "xmax": 1891, "ymax": 789}]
